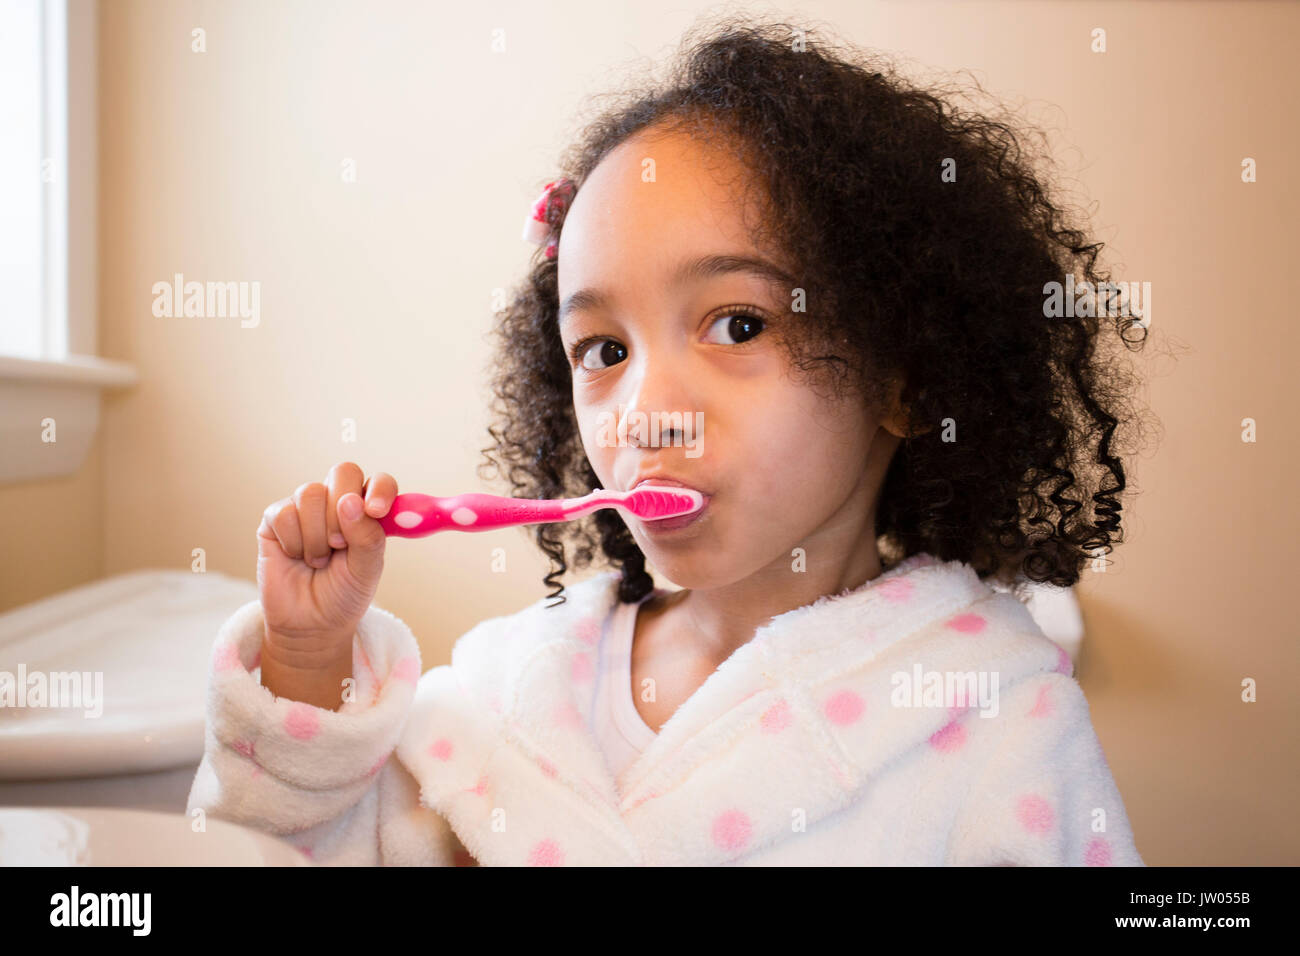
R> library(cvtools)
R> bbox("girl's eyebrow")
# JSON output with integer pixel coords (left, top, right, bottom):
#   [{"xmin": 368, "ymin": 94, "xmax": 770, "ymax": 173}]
[{"xmin": 558, "ymin": 253, "xmax": 796, "ymax": 327}]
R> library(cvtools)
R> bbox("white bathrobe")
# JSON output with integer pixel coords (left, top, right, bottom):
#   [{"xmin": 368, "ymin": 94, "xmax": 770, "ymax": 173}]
[{"xmin": 186, "ymin": 552, "xmax": 1144, "ymax": 866}]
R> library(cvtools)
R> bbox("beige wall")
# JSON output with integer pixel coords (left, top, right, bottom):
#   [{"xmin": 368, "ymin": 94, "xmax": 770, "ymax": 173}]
[{"xmin": 2, "ymin": 0, "xmax": 1296, "ymax": 865}]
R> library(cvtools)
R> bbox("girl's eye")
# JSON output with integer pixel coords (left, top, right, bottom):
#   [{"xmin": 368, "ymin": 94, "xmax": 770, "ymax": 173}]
[
  {"xmin": 703, "ymin": 308, "xmax": 767, "ymax": 346},
  {"xmin": 570, "ymin": 337, "xmax": 627, "ymax": 371}
]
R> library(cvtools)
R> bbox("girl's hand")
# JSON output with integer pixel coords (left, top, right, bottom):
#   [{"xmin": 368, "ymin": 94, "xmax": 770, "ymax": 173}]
[{"xmin": 256, "ymin": 462, "xmax": 397, "ymax": 666}]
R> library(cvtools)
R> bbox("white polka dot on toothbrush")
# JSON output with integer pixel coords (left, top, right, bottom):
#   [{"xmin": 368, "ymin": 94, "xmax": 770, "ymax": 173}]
[
  {"xmin": 451, "ymin": 507, "xmax": 479, "ymax": 525},
  {"xmin": 394, "ymin": 511, "xmax": 424, "ymax": 529}
]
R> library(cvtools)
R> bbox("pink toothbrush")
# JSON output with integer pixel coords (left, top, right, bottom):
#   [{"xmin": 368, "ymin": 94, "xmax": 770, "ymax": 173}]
[{"xmin": 378, "ymin": 487, "xmax": 705, "ymax": 538}]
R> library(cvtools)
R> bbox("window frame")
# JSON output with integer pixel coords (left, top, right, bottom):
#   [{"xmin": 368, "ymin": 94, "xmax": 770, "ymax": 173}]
[{"xmin": 0, "ymin": 0, "xmax": 137, "ymax": 485}]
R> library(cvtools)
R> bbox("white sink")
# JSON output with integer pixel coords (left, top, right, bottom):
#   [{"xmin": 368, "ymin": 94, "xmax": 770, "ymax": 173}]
[
  {"xmin": 0, "ymin": 569, "xmax": 259, "ymax": 781},
  {"xmin": 0, "ymin": 806, "xmax": 311, "ymax": 866}
]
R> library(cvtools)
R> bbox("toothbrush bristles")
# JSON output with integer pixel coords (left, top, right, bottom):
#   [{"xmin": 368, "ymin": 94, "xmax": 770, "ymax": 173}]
[{"xmin": 624, "ymin": 486, "xmax": 703, "ymax": 520}]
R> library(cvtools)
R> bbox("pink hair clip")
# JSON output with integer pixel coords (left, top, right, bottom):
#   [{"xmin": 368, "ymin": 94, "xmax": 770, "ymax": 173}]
[{"xmin": 521, "ymin": 177, "xmax": 575, "ymax": 259}]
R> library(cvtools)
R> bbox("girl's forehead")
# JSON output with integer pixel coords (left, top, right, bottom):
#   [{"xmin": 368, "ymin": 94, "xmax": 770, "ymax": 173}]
[
  {"xmin": 582, "ymin": 128, "xmax": 754, "ymax": 221},
  {"xmin": 559, "ymin": 133, "xmax": 768, "ymax": 281}
]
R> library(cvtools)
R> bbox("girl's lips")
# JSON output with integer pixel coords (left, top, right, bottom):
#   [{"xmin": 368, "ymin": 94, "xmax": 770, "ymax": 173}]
[{"xmin": 631, "ymin": 477, "xmax": 711, "ymax": 496}]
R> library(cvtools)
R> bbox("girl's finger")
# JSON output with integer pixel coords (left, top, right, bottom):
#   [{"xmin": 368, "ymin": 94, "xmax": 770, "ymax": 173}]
[
  {"xmin": 294, "ymin": 482, "xmax": 330, "ymax": 568},
  {"xmin": 325, "ymin": 461, "xmax": 365, "ymax": 549},
  {"xmin": 364, "ymin": 472, "xmax": 398, "ymax": 518},
  {"xmin": 263, "ymin": 497, "xmax": 304, "ymax": 560}
]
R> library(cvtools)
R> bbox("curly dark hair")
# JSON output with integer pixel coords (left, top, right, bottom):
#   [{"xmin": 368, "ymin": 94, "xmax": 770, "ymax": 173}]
[{"xmin": 478, "ymin": 13, "xmax": 1155, "ymax": 608}]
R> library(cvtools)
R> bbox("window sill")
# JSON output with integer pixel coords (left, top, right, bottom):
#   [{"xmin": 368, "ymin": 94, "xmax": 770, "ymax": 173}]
[{"xmin": 0, "ymin": 353, "xmax": 139, "ymax": 484}]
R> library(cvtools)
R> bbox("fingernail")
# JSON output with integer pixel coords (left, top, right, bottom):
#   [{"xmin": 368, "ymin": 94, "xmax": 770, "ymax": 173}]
[
  {"xmin": 329, "ymin": 532, "xmax": 346, "ymax": 548},
  {"xmin": 368, "ymin": 497, "xmax": 386, "ymax": 514},
  {"xmin": 341, "ymin": 495, "xmax": 362, "ymax": 520}
]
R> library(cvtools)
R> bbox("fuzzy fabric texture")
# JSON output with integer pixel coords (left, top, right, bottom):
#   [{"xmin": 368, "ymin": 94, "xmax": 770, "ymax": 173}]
[{"xmin": 187, "ymin": 553, "xmax": 1144, "ymax": 866}]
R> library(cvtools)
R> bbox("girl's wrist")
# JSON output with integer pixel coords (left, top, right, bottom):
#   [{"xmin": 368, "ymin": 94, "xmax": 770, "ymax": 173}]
[{"xmin": 259, "ymin": 631, "xmax": 355, "ymax": 711}]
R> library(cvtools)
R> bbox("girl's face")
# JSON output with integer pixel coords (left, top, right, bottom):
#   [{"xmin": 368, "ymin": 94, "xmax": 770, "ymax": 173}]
[{"xmin": 557, "ymin": 126, "xmax": 904, "ymax": 591}]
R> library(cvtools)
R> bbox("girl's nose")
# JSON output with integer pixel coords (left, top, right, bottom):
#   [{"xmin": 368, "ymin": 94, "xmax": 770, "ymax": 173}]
[{"xmin": 620, "ymin": 361, "xmax": 697, "ymax": 449}]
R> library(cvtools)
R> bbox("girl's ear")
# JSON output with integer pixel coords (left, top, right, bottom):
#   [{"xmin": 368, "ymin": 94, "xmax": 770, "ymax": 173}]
[
  {"xmin": 880, "ymin": 377, "xmax": 933, "ymax": 439},
  {"xmin": 882, "ymin": 412, "xmax": 933, "ymax": 439}
]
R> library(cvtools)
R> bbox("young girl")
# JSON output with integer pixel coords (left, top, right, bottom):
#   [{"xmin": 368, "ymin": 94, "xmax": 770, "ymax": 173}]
[{"xmin": 189, "ymin": 17, "xmax": 1148, "ymax": 866}]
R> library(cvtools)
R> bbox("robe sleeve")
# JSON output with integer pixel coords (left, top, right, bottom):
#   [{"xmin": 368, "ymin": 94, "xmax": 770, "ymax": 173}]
[
  {"xmin": 945, "ymin": 671, "xmax": 1145, "ymax": 866},
  {"xmin": 185, "ymin": 599, "xmax": 473, "ymax": 866}
]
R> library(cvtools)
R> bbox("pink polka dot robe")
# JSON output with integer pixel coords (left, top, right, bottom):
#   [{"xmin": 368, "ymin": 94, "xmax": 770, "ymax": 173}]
[{"xmin": 186, "ymin": 553, "xmax": 1144, "ymax": 866}]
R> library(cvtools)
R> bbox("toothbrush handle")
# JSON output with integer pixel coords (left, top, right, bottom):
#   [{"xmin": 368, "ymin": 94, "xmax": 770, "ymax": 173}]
[{"xmin": 379, "ymin": 493, "xmax": 574, "ymax": 538}]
